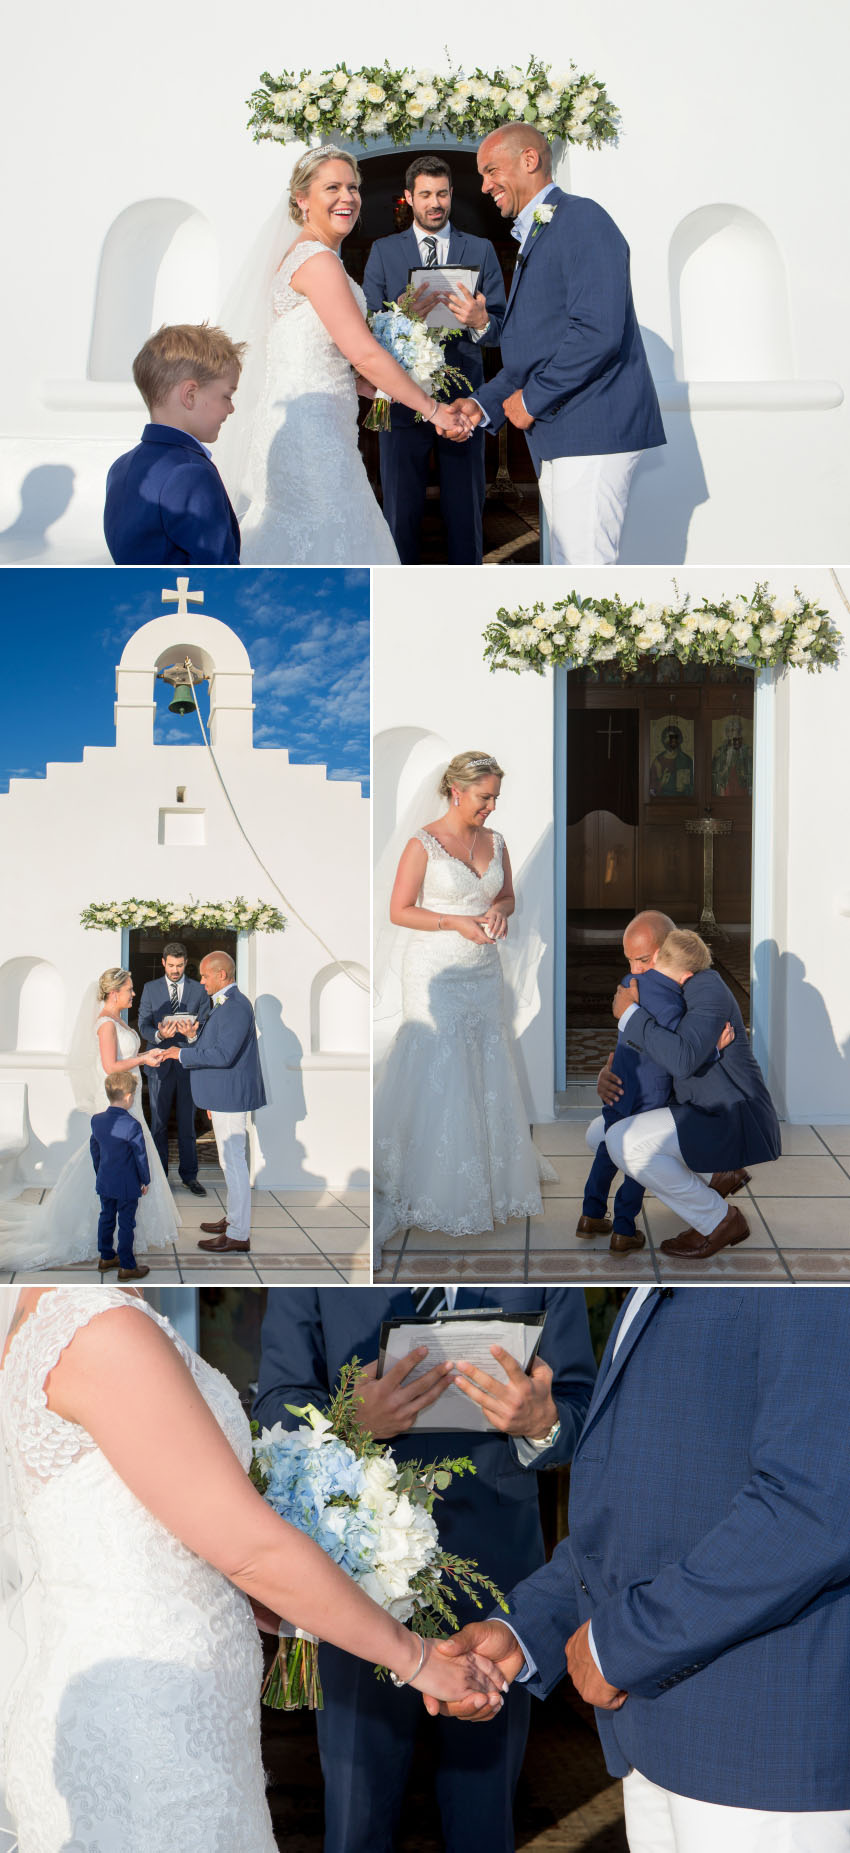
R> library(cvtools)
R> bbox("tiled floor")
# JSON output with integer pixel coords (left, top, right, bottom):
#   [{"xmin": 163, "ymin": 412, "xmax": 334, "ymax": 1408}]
[
  {"xmin": 0, "ymin": 1166, "xmax": 370, "ymax": 1285},
  {"xmin": 375, "ymin": 1119, "xmax": 850, "ymax": 1283}
]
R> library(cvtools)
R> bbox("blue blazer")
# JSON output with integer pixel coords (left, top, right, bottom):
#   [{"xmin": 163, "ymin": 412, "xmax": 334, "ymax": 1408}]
[
  {"xmin": 104, "ymin": 425, "xmax": 241, "ymax": 565},
  {"xmin": 604, "ymin": 970, "xmax": 684, "ymax": 1127},
  {"xmin": 254, "ymin": 1288, "xmax": 596, "ymax": 1604},
  {"xmin": 178, "ymin": 986, "xmax": 266, "ymax": 1111},
  {"xmin": 623, "ymin": 968, "xmax": 781, "ymax": 1169},
  {"xmin": 475, "ymin": 187, "xmax": 665, "ymax": 467},
  {"xmin": 504, "ymin": 1288, "xmax": 850, "ymax": 1810},
  {"xmin": 89, "ymin": 1106, "xmax": 150, "ymax": 1199},
  {"xmin": 363, "ymin": 225, "xmax": 506, "ymax": 424},
  {"xmin": 138, "ymin": 976, "xmax": 211, "ymax": 1050}
]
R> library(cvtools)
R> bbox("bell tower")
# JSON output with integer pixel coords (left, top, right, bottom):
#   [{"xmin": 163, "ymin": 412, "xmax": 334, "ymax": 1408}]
[{"xmin": 114, "ymin": 578, "xmax": 254, "ymax": 750}]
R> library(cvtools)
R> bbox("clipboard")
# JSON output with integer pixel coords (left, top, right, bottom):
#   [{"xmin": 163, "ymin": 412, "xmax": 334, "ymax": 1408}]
[
  {"xmin": 406, "ymin": 264, "xmax": 481, "ymax": 331},
  {"xmin": 377, "ymin": 1308, "xmax": 546, "ymax": 1431}
]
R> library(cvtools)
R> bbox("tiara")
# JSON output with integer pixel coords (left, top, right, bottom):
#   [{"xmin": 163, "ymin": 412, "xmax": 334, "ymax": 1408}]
[{"xmin": 466, "ymin": 756, "xmax": 496, "ymax": 770}]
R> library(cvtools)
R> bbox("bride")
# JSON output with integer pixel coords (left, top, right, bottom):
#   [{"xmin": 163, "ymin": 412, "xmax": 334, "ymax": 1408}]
[
  {"xmin": 0, "ymin": 1285, "xmax": 505, "ymax": 1852},
  {"xmin": 234, "ymin": 146, "xmax": 468, "ymax": 565},
  {"xmin": 373, "ymin": 752, "xmax": 555, "ymax": 1251},
  {"xmin": 0, "ymin": 969, "xmax": 179, "ymax": 1273}
]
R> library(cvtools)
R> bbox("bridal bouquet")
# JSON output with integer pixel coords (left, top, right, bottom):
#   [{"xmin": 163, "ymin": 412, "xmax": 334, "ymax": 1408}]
[
  {"xmin": 250, "ymin": 1361, "xmax": 506, "ymax": 1709},
  {"xmin": 365, "ymin": 288, "xmax": 471, "ymax": 432}
]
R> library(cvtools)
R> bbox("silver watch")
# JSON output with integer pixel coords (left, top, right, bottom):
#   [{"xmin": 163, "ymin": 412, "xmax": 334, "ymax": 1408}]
[{"xmin": 537, "ymin": 1418, "xmax": 561, "ymax": 1449}]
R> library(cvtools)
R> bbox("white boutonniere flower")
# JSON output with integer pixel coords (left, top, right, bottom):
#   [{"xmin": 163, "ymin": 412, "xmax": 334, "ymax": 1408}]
[{"xmin": 532, "ymin": 203, "xmax": 556, "ymax": 237}]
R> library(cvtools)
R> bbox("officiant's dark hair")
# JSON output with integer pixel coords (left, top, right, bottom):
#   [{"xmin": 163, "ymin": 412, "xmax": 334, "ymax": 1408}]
[
  {"xmin": 405, "ymin": 154, "xmax": 452, "ymax": 192},
  {"xmin": 162, "ymin": 942, "xmax": 188, "ymax": 961}
]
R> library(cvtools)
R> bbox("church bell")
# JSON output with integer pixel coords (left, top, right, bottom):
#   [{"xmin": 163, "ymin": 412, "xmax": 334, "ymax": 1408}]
[{"xmin": 168, "ymin": 682, "xmax": 197, "ymax": 716}]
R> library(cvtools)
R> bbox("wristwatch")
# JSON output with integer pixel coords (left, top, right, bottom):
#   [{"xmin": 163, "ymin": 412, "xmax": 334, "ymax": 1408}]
[{"xmin": 537, "ymin": 1417, "xmax": 561, "ymax": 1449}]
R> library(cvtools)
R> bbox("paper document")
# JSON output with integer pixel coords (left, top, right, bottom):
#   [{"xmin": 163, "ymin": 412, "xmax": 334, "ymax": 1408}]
[
  {"xmin": 407, "ymin": 265, "xmax": 480, "ymax": 330},
  {"xmin": 378, "ymin": 1311, "xmax": 545, "ymax": 1431}
]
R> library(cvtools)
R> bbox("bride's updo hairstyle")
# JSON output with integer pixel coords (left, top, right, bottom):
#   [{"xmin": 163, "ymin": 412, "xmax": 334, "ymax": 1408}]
[
  {"xmin": 289, "ymin": 146, "xmax": 362, "ymax": 224},
  {"xmin": 438, "ymin": 752, "xmax": 505, "ymax": 799},
  {"xmin": 98, "ymin": 968, "xmax": 131, "ymax": 1001}
]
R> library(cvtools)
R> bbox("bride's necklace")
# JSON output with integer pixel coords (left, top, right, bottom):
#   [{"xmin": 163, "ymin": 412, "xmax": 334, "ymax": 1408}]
[{"xmin": 443, "ymin": 825, "xmax": 479, "ymax": 863}]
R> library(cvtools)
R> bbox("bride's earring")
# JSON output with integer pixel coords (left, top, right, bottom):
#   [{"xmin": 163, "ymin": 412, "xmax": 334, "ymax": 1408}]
[{"xmin": 453, "ymin": 795, "xmax": 459, "ymax": 807}]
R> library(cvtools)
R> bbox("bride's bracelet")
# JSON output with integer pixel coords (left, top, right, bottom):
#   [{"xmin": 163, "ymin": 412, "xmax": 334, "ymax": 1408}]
[
  {"xmin": 390, "ymin": 1633, "xmax": 426, "ymax": 1688},
  {"xmin": 423, "ymin": 397, "xmax": 438, "ymax": 423}
]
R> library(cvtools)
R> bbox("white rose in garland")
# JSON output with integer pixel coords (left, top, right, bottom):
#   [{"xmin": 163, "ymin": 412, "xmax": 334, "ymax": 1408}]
[{"xmin": 80, "ymin": 897, "xmax": 287, "ymax": 933}]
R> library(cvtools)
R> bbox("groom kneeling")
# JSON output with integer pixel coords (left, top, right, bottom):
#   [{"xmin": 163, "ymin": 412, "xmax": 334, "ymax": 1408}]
[{"xmin": 160, "ymin": 951, "xmax": 266, "ymax": 1251}]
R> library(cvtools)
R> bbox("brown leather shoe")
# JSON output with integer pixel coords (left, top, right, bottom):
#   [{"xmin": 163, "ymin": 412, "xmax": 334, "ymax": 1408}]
[
  {"xmin": 199, "ymin": 1216, "xmax": 229, "ymax": 1235},
  {"xmin": 660, "ymin": 1203, "xmax": 750, "ymax": 1258},
  {"xmin": 576, "ymin": 1215, "xmax": 612, "ymax": 1237},
  {"xmin": 118, "ymin": 1263, "xmax": 151, "ymax": 1281},
  {"xmin": 610, "ymin": 1230, "xmax": 646, "ymax": 1253},
  {"xmin": 98, "ymin": 1255, "xmax": 120, "ymax": 1272},
  {"xmin": 709, "ymin": 1168, "xmax": 751, "ymax": 1198},
  {"xmin": 197, "ymin": 1233, "xmax": 251, "ymax": 1253}
]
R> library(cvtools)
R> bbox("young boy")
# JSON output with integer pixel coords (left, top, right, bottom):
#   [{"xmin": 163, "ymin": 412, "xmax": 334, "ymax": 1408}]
[
  {"xmin": 579, "ymin": 929, "xmax": 714, "ymax": 1255},
  {"xmin": 104, "ymin": 323, "xmax": 245, "ymax": 564},
  {"xmin": 89, "ymin": 1072, "xmax": 151, "ymax": 1281}
]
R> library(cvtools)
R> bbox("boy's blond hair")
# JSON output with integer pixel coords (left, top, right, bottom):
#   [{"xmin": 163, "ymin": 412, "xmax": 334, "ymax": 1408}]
[
  {"xmin": 105, "ymin": 1071, "xmax": 138, "ymax": 1103},
  {"xmin": 132, "ymin": 324, "xmax": 247, "ymax": 412},
  {"xmin": 656, "ymin": 929, "xmax": 713, "ymax": 976}
]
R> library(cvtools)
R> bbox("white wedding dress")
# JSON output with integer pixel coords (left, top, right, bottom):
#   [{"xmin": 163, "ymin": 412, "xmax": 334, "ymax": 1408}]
[
  {"xmin": 0, "ymin": 1017, "xmax": 179, "ymax": 1271},
  {"xmin": 239, "ymin": 241, "xmax": 400, "ymax": 565},
  {"xmin": 373, "ymin": 830, "xmax": 554, "ymax": 1243},
  {"xmin": 0, "ymin": 1289, "xmax": 277, "ymax": 1852}
]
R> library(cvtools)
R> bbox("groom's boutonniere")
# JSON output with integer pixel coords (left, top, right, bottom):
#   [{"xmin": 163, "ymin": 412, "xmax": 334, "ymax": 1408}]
[{"xmin": 532, "ymin": 203, "xmax": 556, "ymax": 237}]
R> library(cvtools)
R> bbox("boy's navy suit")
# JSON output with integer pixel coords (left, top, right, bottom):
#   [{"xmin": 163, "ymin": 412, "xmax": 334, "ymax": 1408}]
[
  {"xmin": 363, "ymin": 226, "xmax": 506, "ymax": 563},
  {"xmin": 90, "ymin": 1105, "xmax": 151, "ymax": 1267},
  {"xmin": 584, "ymin": 970, "xmax": 684, "ymax": 1233},
  {"xmin": 475, "ymin": 188, "xmax": 665, "ymax": 470},
  {"xmin": 504, "ymin": 1288, "xmax": 850, "ymax": 1811},
  {"xmin": 138, "ymin": 976, "xmax": 211, "ymax": 1181},
  {"xmin": 178, "ymin": 986, "xmax": 266, "ymax": 1110},
  {"xmin": 104, "ymin": 425, "xmax": 241, "ymax": 564},
  {"xmin": 255, "ymin": 1288, "xmax": 596, "ymax": 1853}
]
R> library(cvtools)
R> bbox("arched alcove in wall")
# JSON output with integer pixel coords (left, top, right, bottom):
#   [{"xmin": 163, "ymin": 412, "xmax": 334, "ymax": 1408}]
[
  {"xmin": 670, "ymin": 205, "xmax": 793, "ymax": 380},
  {"xmin": 0, "ymin": 957, "xmax": 65, "ymax": 1052},
  {"xmin": 88, "ymin": 200, "xmax": 218, "ymax": 382},
  {"xmin": 310, "ymin": 963, "xmax": 370, "ymax": 1055}
]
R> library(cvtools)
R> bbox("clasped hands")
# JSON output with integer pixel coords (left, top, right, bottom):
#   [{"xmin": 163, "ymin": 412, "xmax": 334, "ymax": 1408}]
[
  {"xmin": 445, "ymin": 389, "xmax": 534, "ymax": 442},
  {"xmin": 421, "ymin": 1618, "xmax": 627, "ymax": 1722}
]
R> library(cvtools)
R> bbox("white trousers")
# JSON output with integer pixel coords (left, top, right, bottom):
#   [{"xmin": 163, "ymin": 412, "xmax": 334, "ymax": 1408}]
[
  {"xmin": 623, "ymin": 1769, "xmax": 850, "ymax": 1852},
  {"xmin": 537, "ymin": 449, "xmax": 642, "ymax": 564},
  {"xmin": 210, "ymin": 1110, "xmax": 251, "ymax": 1242},
  {"xmin": 587, "ymin": 1109, "xmax": 726, "ymax": 1236}
]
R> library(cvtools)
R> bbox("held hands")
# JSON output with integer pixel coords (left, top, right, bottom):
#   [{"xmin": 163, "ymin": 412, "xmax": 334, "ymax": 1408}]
[
  {"xmin": 565, "ymin": 1621, "xmax": 627, "ymax": 1710},
  {"xmin": 143, "ymin": 1050, "xmax": 165, "ymax": 1067},
  {"xmin": 446, "ymin": 397, "xmax": 484, "ymax": 443},
  {"xmin": 612, "ymin": 979, "xmax": 639, "ymax": 1020},
  {"xmin": 597, "ymin": 1052, "xmax": 624, "ymax": 1107},
  {"xmin": 157, "ymin": 1045, "xmax": 182, "ymax": 1062},
  {"xmin": 352, "ymin": 1350, "xmax": 452, "ymax": 1438},
  {"xmin": 502, "ymin": 389, "xmax": 534, "ymax": 430},
  {"xmin": 422, "ymin": 1621, "xmax": 524, "ymax": 1720},
  {"xmin": 445, "ymin": 283, "xmax": 490, "ymax": 330},
  {"xmin": 452, "ymin": 1348, "xmax": 558, "ymax": 1439},
  {"xmin": 431, "ymin": 401, "xmax": 473, "ymax": 440},
  {"xmin": 410, "ymin": 1634, "xmax": 510, "ymax": 1712}
]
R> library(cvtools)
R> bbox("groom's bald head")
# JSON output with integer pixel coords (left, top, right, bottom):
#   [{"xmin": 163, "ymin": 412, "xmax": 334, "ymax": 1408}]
[
  {"xmin": 200, "ymin": 950, "xmax": 236, "ymax": 995},
  {"xmin": 478, "ymin": 124, "xmax": 553, "ymax": 218},
  {"xmin": 484, "ymin": 122, "xmax": 552, "ymax": 175}
]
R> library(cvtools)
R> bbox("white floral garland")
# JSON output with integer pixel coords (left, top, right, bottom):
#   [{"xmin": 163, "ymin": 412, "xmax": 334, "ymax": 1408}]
[
  {"xmin": 483, "ymin": 585, "xmax": 842, "ymax": 677},
  {"xmin": 248, "ymin": 56, "xmax": 619, "ymax": 150},
  {"xmin": 80, "ymin": 898, "xmax": 286, "ymax": 933}
]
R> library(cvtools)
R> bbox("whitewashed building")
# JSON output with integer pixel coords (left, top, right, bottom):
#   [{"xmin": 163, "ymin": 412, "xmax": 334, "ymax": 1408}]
[
  {"xmin": 0, "ymin": 586, "xmax": 369, "ymax": 1193},
  {"xmin": 1, "ymin": 0, "xmax": 847, "ymax": 563}
]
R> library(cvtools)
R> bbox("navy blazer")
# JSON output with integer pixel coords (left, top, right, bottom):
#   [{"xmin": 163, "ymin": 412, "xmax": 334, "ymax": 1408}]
[
  {"xmin": 363, "ymin": 225, "xmax": 506, "ymax": 422},
  {"xmin": 604, "ymin": 970, "xmax": 684, "ymax": 1126},
  {"xmin": 104, "ymin": 425, "xmax": 241, "ymax": 565},
  {"xmin": 505, "ymin": 1288, "xmax": 850, "ymax": 1810},
  {"xmin": 255, "ymin": 1288, "xmax": 596, "ymax": 1604},
  {"xmin": 137, "ymin": 976, "xmax": 211, "ymax": 1050},
  {"xmin": 178, "ymin": 986, "xmax": 266, "ymax": 1111},
  {"xmin": 89, "ymin": 1106, "xmax": 150, "ymax": 1199},
  {"xmin": 623, "ymin": 968, "xmax": 781, "ymax": 1169},
  {"xmin": 475, "ymin": 187, "xmax": 665, "ymax": 466}
]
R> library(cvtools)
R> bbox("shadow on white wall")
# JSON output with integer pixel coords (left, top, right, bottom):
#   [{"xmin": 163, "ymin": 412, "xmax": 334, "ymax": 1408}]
[
  {"xmin": 0, "ymin": 957, "xmax": 65, "ymax": 1053},
  {"xmin": 670, "ymin": 205, "xmax": 793, "ymax": 381},
  {"xmin": 310, "ymin": 962, "xmax": 370, "ymax": 1054}
]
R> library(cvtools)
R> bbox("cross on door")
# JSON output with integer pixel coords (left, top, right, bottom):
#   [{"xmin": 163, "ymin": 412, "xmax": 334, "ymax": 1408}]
[
  {"xmin": 596, "ymin": 714, "xmax": 623, "ymax": 760},
  {"xmin": 162, "ymin": 578, "xmax": 204, "ymax": 618}
]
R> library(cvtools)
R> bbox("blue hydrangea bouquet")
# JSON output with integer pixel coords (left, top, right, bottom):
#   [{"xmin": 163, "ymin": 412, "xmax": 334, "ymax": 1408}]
[
  {"xmin": 365, "ymin": 287, "xmax": 471, "ymax": 431},
  {"xmin": 250, "ymin": 1360, "xmax": 506, "ymax": 1709}
]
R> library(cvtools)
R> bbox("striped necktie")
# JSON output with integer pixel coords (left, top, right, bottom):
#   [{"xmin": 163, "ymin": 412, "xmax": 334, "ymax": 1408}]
[
  {"xmin": 422, "ymin": 236, "xmax": 438, "ymax": 268},
  {"xmin": 411, "ymin": 1286, "xmax": 448, "ymax": 1317},
  {"xmin": 169, "ymin": 982, "xmax": 179, "ymax": 1009}
]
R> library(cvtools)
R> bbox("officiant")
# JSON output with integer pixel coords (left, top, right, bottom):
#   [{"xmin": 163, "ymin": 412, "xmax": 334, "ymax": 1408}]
[
  {"xmin": 255, "ymin": 1287, "xmax": 595, "ymax": 1853},
  {"xmin": 138, "ymin": 941, "xmax": 210, "ymax": 1194},
  {"xmin": 363, "ymin": 155, "xmax": 506, "ymax": 565}
]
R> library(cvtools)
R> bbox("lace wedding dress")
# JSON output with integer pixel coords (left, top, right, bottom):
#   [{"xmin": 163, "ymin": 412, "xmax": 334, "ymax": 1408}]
[
  {"xmin": 0, "ymin": 1289, "xmax": 277, "ymax": 1852},
  {"xmin": 239, "ymin": 241, "xmax": 400, "ymax": 565},
  {"xmin": 373, "ymin": 830, "xmax": 555, "ymax": 1244},
  {"xmin": 0, "ymin": 1017, "xmax": 179, "ymax": 1271}
]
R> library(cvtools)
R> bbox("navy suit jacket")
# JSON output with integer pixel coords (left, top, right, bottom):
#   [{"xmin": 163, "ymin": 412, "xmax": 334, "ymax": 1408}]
[
  {"xmin": 475, "ymin": 188, "xmax": 665, "ymax": 466},
  {"xmin": 178, "ymin": 986, "xmax": 266, "ymax": 1111},
  {"xmin": 138, "ymin": 976, "xmax": 211, "ymax": 1050},
  {"xmin": 505, "ymin": 1288, "xmax": 850, "ymax": 1809},
  {"xmin": 255, "ymin": 1288, "xmax": 596, "ymax": 1605},
  {"xmin": 89, "ymin": 1106, "xmax": 150, "ymax": 1199},
  {"xmin": 623, "ymin": 968, "xmax": 781, "ymax": 1169},
  {"xmin": 604, "ymin": 970, "xmax": 684, "ymax": 1127},
  {"xmin": 363, "ymin": 226, "xmax": 506, "ymax": 424},
  {"xmin": 104, "ymin": 425, "xmax": 241, "ymax": 565}
]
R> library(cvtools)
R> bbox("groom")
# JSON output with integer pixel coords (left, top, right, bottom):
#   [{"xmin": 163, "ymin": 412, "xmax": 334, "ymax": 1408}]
[
  {"xmin": 433, "ymin": 1289, "xmax": 850, "ymax": 1850},
  {"xmin": 453, "ymin": 124, "xmax": 665, "ymax": 563},
  {"xmin": 138, "ymin": 941, "xmax": 210, "ymax": 1194},
  {"xmin": 160, "ymin": 950, "xmax": 265, "ymax": 1251}
]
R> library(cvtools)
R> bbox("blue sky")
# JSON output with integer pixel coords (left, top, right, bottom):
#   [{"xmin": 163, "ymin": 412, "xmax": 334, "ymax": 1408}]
[{"xmin": 0, "ymin": 567, "xmax": 370, "ymax": 792}]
